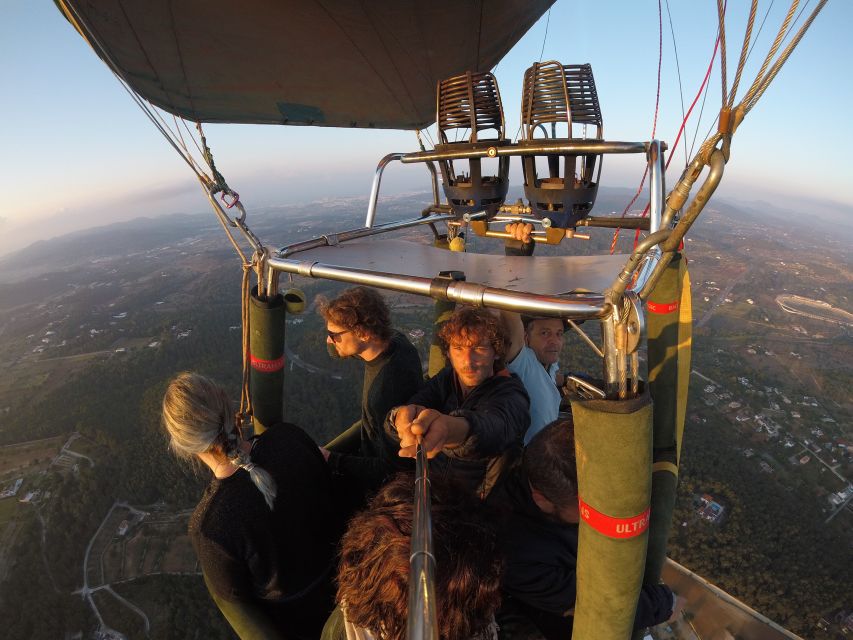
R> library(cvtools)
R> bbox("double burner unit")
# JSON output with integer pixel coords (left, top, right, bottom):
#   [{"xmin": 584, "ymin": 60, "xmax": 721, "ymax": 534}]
[{"xmin": 435, "ymin": 62, "xmax": 604, "ymax": 230}]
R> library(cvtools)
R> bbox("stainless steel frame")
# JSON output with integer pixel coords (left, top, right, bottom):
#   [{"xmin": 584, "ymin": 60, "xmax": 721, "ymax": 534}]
[
  {"xmin": 272, "ymin": 139, "xmax": 726, "ymax": 402},
  {"xmin": 270, "ymin": 214, "xmax": 453, "ymax": 294},
  {"xmin": 648, "ymin": 140, "xmax": 665, "ymax": 234},
  {"xmin": 407, "ymin": 444, "xmax": 438, "ymax": 640},
  {"xmin": 271, "ymin": 138, "xmax": 676, "ymax": 348},
  {"xmin": 267, "ymin": 254, "xmax": 610, "ymax": 319},
  {"xmin": 364, "ymin": 142, "xmax": 649, "ymax": 227},
  {"xmin": 633, "ymin": 140, "xmax": 666, "ymax": 293},
  {"xmin": 577, "ymin": 216, "xmax": 650, "ymax": 230},
  {"xmin": 365, "ymin": 153, "xmax": 405, "ymax": 227},
  {"xmin": 280, "ymin": 213, "xmax": 454, "ymax": 257},
  {"xmin": 401, "ymin": 139, "xmax": 649, "ymax": 163},
  {"xmin": 365, "ymin": 152, "xmax": 442, "ymax": 228}
]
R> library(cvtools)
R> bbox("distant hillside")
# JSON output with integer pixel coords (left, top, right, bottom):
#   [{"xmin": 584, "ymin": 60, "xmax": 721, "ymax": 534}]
[
  {"xmin": 0, "ymin": 180, "xmax": 849, "ymax": 638},
  {"xmin": 2, "ymin": 185, "xmax": 849, "ymax": 284},
  {"xmin": 0, "ymin": 214, "xmax": 216, "ymax": 284}
]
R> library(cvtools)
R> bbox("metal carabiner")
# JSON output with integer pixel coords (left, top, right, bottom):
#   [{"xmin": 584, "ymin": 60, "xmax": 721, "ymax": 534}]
[{"xmin": 221, "ymin": 190, "xmax": 240, "ymax": 209}]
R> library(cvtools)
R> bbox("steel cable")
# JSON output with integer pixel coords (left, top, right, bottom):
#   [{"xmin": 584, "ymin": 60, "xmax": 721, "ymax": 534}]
[
  {"xmin": 717, "ymin": 0, "xmax": 729, "ymax": 105},
  {"xmin": 742, "ymin": 0, "xmax": 827, "ymax": 115}
]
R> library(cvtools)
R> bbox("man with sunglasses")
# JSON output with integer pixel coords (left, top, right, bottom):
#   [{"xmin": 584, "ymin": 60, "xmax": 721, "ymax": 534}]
[{"xmin": 319, "ymin": 286, "xmax": 423, "ymax": 506}]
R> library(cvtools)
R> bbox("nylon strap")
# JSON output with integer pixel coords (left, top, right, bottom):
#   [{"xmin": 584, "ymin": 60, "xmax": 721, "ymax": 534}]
[
  {"xmin": 578, "ymin": 498, "xmax": 650, "ymax": 539},
  {"xmin": 647, "ymin": 300, "xmax": 679, "ymax": 314},
  {"xmin": 250, "ymin": 354, "xmax": 285, "ymax": 373}
]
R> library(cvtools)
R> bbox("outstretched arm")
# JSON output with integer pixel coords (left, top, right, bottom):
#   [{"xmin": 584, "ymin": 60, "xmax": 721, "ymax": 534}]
[
  {"xmin": 502, "ymin": 223, "xmax": 535, "ymax": 364},
  {"xmin": 392, "ymin": 406, "xmax": 470, "ymax": 459},
  {"xmin": 500, "ymin": 309, "xmax": 526, "ymax": 364}
]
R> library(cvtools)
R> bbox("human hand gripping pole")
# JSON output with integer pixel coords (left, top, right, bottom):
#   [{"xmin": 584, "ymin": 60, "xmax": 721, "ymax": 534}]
[
  {"xmin": 505, "ymin": 221, "xmax": 533, "ymax": 244},
  {"xmin": 394, "ymin": 405, "xmax": 470, "ymax": 459}
]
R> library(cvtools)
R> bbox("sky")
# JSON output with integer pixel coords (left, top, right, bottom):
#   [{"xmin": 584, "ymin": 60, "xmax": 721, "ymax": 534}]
[{"xmin": 1, "ymin": 1, "xmax": 852, "ymax": 255}]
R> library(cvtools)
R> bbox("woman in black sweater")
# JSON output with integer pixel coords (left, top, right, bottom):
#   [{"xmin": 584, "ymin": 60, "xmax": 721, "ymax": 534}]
[{"xmin": 162, "ymin": 372, "xmax": 342, "ymax": 639}]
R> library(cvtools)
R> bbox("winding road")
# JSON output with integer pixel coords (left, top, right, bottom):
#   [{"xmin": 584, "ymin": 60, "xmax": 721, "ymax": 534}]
[
  {"xmin": 77, "ymin": 501, "xmax": 151, "ymax": 636},
  {"xmin": 284, "ymin": 344, "xmax": 342, "ymax": 380}
]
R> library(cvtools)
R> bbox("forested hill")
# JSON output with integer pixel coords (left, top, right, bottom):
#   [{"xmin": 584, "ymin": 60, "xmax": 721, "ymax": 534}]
[{"xmin": 0, "ymin": 193, "xmax": 850, "ymax": 638}]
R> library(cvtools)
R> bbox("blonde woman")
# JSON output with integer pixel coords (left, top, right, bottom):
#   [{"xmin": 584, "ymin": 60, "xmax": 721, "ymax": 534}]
[{"xmin": 163, "ymin": 372, "xmax": 342, "ymax": 639}]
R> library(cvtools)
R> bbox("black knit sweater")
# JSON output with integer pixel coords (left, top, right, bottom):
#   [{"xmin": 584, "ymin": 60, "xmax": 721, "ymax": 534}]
[{"xmin": 189, "ymin": 422, "xmax": 343, "ymax": 634}]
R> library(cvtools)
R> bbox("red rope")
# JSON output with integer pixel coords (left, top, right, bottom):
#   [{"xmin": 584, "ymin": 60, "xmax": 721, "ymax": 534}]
[
  {"xmin": 629, "ymin": 23, "xmax": 724, "ymax": 247},
  {"xmin": 668, "ymin": 27, "xmax": 723, "ymax": 172},
  {"xmin": 610, "ymin": 0, "xmax": 663, "ymax": 254},
  {"xmin": 613, "ymin": 1, "xmax": 726, "ymax": 253}
]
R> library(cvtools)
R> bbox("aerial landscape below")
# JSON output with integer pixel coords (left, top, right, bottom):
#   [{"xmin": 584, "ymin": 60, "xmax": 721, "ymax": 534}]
[{"xmin": 0, "ymin": 188, "xmax": 850, "ymax": 639}]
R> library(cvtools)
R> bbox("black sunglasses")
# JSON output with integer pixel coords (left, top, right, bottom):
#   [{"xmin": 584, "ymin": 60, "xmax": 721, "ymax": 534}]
[{"xmin": 327, "ymin": 329, "xmax": 351, "ymax": 343}]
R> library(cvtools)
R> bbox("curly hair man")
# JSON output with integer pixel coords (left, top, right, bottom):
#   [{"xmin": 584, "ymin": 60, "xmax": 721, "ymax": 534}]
[{"xmin": 389, "ymin": 307, "xmax": 530, "ymax": 497}]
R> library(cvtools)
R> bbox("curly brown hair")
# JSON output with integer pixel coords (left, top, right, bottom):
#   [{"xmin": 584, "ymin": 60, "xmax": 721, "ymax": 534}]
[
  {"xmin": 437, "ymin": 307, "xmax": 508, "ymax": 360},
  {"xmin": 336, "ymin": 475, "xmax": 502, "ymax": 640},
  {"xmin": 319, "ymin": 286, "xmax": 392, "ymax": 341}
]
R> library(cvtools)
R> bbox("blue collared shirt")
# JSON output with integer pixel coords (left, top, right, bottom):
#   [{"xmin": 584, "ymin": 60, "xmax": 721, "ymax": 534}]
[{"xmin": 507, "ymin": 346, "xmax": 560, "ymax": 444}]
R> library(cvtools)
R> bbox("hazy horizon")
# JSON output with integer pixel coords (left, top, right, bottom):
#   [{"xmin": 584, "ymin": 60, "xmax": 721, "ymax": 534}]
[
  {"xmin": 4, "ymin": 2, "xmax": 852, "ymax": 257},
  {"xmin": 2, "ymin": 178, "xmax": 851, "ymax": 260}
]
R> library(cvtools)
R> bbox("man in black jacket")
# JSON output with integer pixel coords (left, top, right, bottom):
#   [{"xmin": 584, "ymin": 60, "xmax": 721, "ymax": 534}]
[
  {"xmin": 488, "ymin": 417, "xmax": 677, "ymax": 638},
  {"xmin": 319, "ymin": 287, "xmax": 423, "ymax": 500},
  {"xmin": 389, "ymin": 307, "xmax": 530, "ymax": 497}
]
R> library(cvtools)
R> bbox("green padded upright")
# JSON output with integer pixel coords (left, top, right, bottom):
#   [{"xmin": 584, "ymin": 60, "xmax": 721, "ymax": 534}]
[
  {"xmin": 428, "ymin": 300, "xmax": 455, "ymax": 377},
  {"xmin": 249, "ymin": 287, "xmax": 285, "ymax": 436},
  {"xmin": 571, "ymin": 393, "xmax": 653, "ymax": 640},
  {"xmin": 643, "ymin": 254, "xmax": 692, "ymax": 585},
  {"xmin": 427, "ymin": 270, "xmax": 464, "ymax": 378},
  {"xmin": 324, "ymin": 421, "xmax": 361, "ymax": 453}
]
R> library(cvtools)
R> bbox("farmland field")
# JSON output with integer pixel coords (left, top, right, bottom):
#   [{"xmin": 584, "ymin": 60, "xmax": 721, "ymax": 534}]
[{"xmin": 0, "ymin": 435, "xmax": 64, "ymax": 478}]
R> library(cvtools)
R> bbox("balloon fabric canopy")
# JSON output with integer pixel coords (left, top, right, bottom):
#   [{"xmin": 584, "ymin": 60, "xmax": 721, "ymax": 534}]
[{"xmin": 57, "ymin": 0, "xmax": 555, "ymax": 129}]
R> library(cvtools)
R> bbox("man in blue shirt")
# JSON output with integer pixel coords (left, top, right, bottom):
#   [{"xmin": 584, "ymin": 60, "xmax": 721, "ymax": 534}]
[
  {"xmin": 501, "ymin": 310, "xmax": 565, "ymax": 444},
  {"xmin": 501, "ymin": 221, "xmax": 566, "ymax": 443}
]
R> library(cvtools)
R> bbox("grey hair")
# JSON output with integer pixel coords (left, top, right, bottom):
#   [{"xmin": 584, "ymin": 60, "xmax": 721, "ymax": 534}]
[{"xmin": 162, "ymin": 372, "xmax": 277, "ymax": 510}]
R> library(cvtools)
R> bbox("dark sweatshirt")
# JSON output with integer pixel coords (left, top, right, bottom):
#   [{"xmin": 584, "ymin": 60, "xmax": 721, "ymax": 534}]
[
  {"xmin": 388, "ymin": 365, "xmax": 530, "ymax": 497},
  {"xmin": 487, "ymin": 466, "xmax": 674, "ymax": 638},
  {"xmin": 189, "ymin": 422, "xmax": 343, "ymax": 637},
  {"xmin": 326, "ymin": 331, "xmax": 423, "ymax": 493}
]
